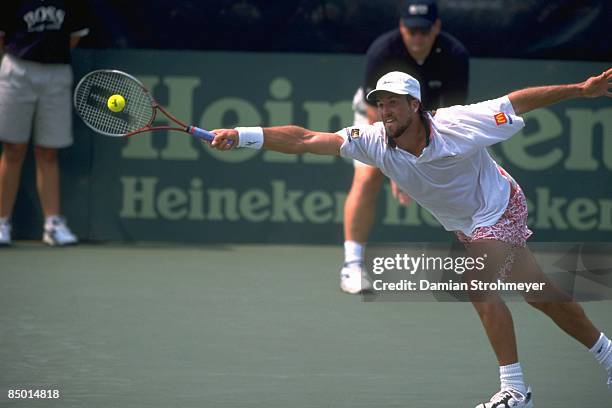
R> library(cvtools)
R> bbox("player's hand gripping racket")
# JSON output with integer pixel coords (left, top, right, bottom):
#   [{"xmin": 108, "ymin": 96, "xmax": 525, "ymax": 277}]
[{"xmin": 73, "ymin": 69, "xmax": 222, "ymax": 143}]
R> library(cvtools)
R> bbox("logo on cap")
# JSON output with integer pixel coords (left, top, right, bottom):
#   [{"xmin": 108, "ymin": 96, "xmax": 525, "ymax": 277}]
[
  {"xmin": 366, "ymin": 71, "xmax": 422, "ymax": 102},
  {"xmin": 409, "ymin": 4, "xmax": 429, "ymax": 15}
]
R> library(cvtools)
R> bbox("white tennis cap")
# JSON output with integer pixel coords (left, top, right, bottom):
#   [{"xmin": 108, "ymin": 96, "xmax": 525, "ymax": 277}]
[{"xmin": 366, "ymin": 71, "xmax": 421, "ymax": 102}]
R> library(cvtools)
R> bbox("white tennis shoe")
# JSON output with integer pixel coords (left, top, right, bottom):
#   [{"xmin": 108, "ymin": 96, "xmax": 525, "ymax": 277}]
[
  {"xmin": 0, "ymin": 219, "xmax": 11, "ymax": 246},
  {"xmin": 43, "ymin": 216, "xmax": 78, "ymax": 246},
  {"xmin": 340, "ymin": 262, "xmax": 373, "ymax": 294},
  {"xmin": 475, "ymin": 386, "xmax": 533, "ymax": 408}
]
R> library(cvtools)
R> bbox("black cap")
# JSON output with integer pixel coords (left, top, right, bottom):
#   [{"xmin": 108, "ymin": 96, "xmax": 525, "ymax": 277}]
[{"xmin": 400, "ymin": 0, "xmax": 438, "ymax": 28}]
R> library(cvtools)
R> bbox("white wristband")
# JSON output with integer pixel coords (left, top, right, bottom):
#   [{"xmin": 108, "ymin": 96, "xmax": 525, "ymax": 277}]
[{"xmin": 235, "ymin": 126, "xmax": 264, "ymax": 149}]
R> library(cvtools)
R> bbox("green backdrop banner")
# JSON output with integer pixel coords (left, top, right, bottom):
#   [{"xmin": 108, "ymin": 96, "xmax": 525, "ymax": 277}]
[{"xmin": 12, "ymin": 50, "xmax": 612, "ymax": 243}]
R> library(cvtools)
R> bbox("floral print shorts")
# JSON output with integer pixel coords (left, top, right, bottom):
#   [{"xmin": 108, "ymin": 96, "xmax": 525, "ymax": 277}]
[{"xmin": 455, "ymin": 177, "xmax": 533, "ymax": 248}]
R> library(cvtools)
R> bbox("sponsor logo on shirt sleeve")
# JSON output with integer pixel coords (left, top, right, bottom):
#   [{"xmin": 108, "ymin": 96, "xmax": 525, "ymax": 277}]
[
  {"xmin": 494, "ymin": 112, "xmax": 511, "ymax": 126},
  {"xmin": 350, "ymin": 128, "xmax": 361, "ymax": 139}
]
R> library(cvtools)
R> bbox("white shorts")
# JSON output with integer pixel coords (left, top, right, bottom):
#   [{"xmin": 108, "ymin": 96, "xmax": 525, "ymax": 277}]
[{"xmin": 0, "ymin": 54, "xmax": 73, "ymax": 148}]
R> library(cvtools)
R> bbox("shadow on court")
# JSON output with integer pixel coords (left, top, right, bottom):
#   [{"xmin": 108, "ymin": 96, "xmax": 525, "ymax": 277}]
[{"xmin": 1, "ymin": 243, "xmax": 610, "ymax": 407}]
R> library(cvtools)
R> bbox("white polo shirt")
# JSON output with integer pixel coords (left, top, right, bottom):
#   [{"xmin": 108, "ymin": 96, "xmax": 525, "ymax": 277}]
[{"xmin": 338, "ymin": 96, "xmax": 525, "ymax": 235}]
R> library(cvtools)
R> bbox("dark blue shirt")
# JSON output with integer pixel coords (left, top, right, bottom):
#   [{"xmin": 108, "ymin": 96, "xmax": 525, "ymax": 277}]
[
  {"xmin": 1, "ymin": 0, "xmax": 90, "ymax": 64},
  {"xmin": 364, "ymin": 29, "xmax": 469, "ymax": 110}
]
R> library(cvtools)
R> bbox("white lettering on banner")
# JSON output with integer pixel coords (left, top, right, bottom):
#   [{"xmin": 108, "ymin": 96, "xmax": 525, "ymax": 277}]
[
  {"xmin": 532, "ymin": 188, "xmax": 569, "ymax": 230},
  {"xmin": 188, "ymin": 178, "xmax": 205, "ymax": 220},
  {"xmin": 263, "ymin": 77, "xmax": 298, "ymax": 163},
  {"xmin": 302, "ymin": 101, "xmax": 352, "ymax": 164},
  {"xmin": 118, "ymin": 177, "xmax": 612, "ymax": 232},
  {"xmin": 118, "ymin": 74, "xmax": 612, "ymax": 171},
  {"xmin": 157, "ymin": 188, "xmax": 189, "ymax": 220},
  {"xmin": 120, "ymin": 76, "xmax": 161, "ymax": 159},
  {"xmin": 119, "ymin": 177, "xmax": 158, "ymax": 218},
  {"xmin": 200, "ymin": 97, "xmax": 262, "ymax": 163},
  {"xmin": 564, "ymin": 108, "xmax": 612, "ymax": 171},
  {"xmin": 501, "ymin": 109, "xmax": 563, "ymax": 170},
  {"xmin": 119, "ymin": 177, "xmax": 337, "ymax": 224},
  {"xmin": 160, "ymin": 77, "xmax": 202, "ymax": 160},
  {"xmin": 120, "ymin": 76, "xmax": 351, "ymax": 164},
  {"xmin": 121, "ymin": 76, "xmax": 201, "ymax": 160},
  {"xmin": 270, "ymin": 181, "xmax": 304, "ymax": 222}
]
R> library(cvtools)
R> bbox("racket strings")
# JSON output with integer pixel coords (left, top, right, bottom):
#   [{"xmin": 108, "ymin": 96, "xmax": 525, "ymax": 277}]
[{"xmin": 74, "ymin": 71, "xmax": 154, "ymax": 136}]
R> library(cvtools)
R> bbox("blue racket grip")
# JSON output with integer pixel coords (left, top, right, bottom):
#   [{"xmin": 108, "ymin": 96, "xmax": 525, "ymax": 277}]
[
  {"xmin": 188, "ymin": 126, "xmax": 234, "ymax": 146},
  {"xmin": 187, "ymin": 126, "xmax": 215, "ymax": 141}
]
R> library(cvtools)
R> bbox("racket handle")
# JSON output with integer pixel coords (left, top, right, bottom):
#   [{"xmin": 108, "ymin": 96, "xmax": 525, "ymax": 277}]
[{"xmin": 187, "ymin": 126, "xmax": 216, "ymax": 142}]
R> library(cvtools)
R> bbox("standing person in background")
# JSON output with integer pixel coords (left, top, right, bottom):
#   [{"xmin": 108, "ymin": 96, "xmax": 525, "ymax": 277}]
[
  {"xmin": 0, "ymin": 0, "xmax": 89, "ymax": 246},
  {"xmin": 341, "ymin": 0, "xmax": 470, "ymax": 294}
]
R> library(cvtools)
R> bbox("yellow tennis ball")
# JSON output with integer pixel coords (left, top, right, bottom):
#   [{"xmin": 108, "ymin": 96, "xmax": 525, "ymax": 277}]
[{"xmin": 107, "ymin": 94, "xmax": 126, "ymax": 112}]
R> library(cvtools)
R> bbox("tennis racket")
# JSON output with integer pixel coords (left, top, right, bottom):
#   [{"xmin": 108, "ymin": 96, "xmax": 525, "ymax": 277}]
[{"xmin": 73, "ymin": 69, "xmax": 220, "ymax": 142}]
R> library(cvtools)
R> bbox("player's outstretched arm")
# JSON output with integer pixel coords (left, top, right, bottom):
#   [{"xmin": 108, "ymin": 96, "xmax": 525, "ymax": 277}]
[
  {"xmin": 508, "ymin": 68, "xmax": 611, "ymax": 115},
  {"xmin": 209, "ymin": 126, "xmax": 344, "ymax": 156}
]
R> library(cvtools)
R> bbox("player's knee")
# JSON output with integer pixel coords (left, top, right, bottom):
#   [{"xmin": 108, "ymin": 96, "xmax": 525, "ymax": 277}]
[
  {"xmin": 471, "ymin": 299, "xmax": 503, "ymax": 316},
  {"xmin": 528, "ymin": 300, "xmax": 585, "ymax": 319},
  {"xmin": 2, "ymin": 142, "xmax": 28, "ymax": 163},
  {"xmin": 526, "ymin": 300, "xmax": 568, "ymax": 316},
  {"xmin": 34, "ymin": 146, "xmax": 58, "ymax": 163},
  {"xmin": 526, "ymin": 300, "xmax": 550, "ymax": 313}
]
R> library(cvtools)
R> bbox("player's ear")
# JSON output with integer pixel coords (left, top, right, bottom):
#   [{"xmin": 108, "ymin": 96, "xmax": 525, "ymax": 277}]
[
  {"xmin": 398, "ymin": 19, "xmax": 409, "ymax": 36},
  {"xmin": 432, "ymin": 19, "xmax": 441, "ymax": 35}
]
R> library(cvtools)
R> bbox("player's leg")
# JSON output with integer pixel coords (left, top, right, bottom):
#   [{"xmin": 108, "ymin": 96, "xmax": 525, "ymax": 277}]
[
  {"xmin": 33, "ymin": 146, "xmax": 60, "ymax": 217},
  {"xmin": 33, "ymin": 62, "xmax": 77, "ymax": 246},
  {"xmin": 340, "ymin": 88, "xmax": 380, "ymax": 294},
  {"xmin": 510, "ymin": 245, "xmax": 599, "ymax": 345},
  {"xmin": 465, "ymin": 240, "xmax": 521, "ymax": 366},
  {"xmin": 461, "ymin": 178, "xmax": 537, "ymax": 406},
  {"xmin": 464, "ymin": 239, "xmax": 533, "ymax": 408},
  {"xmin": 344, "ymin": 164, "xmax": 384, "ymax": 244},
  {"xmin": 0, "ymin": 143, "xmax": 29, "ymax": 245},
  {"xmin": 509, "ymin": 245, "xmax": 611, "ymax": 389},
  {"xmin": 340, "ymin": 163, "xmax": 383, "ymax": 294},
  {"xmin": 0, "ymin": 54, "xmax": 36, "ymax": 245},
  {"xmin": 0, "ymin": 143, "xmax": 29, "ymax": 217}
]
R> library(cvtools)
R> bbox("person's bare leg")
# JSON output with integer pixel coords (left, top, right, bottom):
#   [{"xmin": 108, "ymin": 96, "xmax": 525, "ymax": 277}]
[
  {"xmin": 465, "ymin": 240, "xmax": 535, "ymax": 407},
  {"xmin": 343, "ymin": 165, "xmax": 384, "ymax": 244},
  {"xmin": 340, "ymin": 165, "xmax": 384, "ymax": 293},
  {"xmin": 465, "ymin": 240, "xmax": 520, "ymax": 366},
  {"xmin": 473, "ymin": 301, "xmax": 520, "ymax": 365},
  {"xmin": 0, "ymin": 142, "xmax": 29, "ymax": 218},
  {"xmin": 33, "ymin": 146, "xmax": 60, "ymax": 217},
  {"xmin": 510, "ymin": 246, "xmax": 600, "ymax": 348},
  {"xmin": 529, "ymin": 301, "xmax": 600, "ymax": 347}
]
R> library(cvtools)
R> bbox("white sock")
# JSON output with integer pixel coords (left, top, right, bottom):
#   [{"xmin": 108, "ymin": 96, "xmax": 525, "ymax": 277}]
[
  {"xmin": 589, "ymin": 332, "xmax": 612, "ymax": 372},
  {"xmin": 344, "ymin": 240, "xmax": 364, "ymax": 265},
  {"xmin": 45, "ymin": 215, "xmax": 62, "ymax": 227},
  {"xmin": 499, "ymin": 363, "xmax": 527, "ymax": 394}
]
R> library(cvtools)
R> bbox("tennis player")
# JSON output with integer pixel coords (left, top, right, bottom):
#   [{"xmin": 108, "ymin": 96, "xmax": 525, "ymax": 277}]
[
  {"xmin": 342, "ymin": 0, "xmax": 469, "ymax": 295},
  {"xmin": 208, "ymin": 69, "xmax": 612, "ymax": 407}
]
